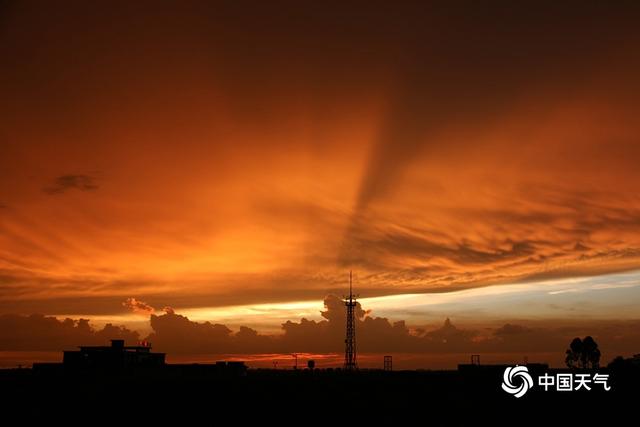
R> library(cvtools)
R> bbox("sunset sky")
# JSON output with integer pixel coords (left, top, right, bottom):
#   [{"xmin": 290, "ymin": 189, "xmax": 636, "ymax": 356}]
[{"xmin": 1, "ymin": 1, "xmax": 640, "ymax": 364}]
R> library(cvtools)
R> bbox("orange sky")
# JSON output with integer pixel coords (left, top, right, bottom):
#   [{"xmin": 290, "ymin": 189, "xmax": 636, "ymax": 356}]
[{"xmin": 1, "ymin": 1, "xmax": 640, "ymax": 337}]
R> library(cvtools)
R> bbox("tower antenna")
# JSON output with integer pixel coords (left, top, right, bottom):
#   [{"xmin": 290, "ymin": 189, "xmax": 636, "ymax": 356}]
[{"xmin": 344, "ymin": 270, "xmax": 358, "ymax": 370}]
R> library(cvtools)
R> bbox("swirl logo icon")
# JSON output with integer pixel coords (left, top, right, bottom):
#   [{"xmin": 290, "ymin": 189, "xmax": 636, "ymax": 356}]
[{"xmin": 502, "ymin": 365, "xmax": 534, "ymax": 398}]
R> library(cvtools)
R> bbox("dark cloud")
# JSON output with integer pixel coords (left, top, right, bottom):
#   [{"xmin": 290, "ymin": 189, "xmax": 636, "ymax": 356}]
[
  {"xmin": 574, "ymin": 242, "xmax": 590, "ymax": 252},
  {"xmin": 424, "ymin": 318, "xmax": 477, "ymax": 346},
  {"xmin": 371, "ymin": 232, "xmax": 536, "ymax": 265},
  {"xmin": 0, "ymin": 313, "xmax": 139, "ymax": 351},
  {"xmin": 339, "ymin": 1, "xmax": 640, "ymax": 265},
  {"xmin": 146, "ymin": 311, "xmax": 232, "ymax": 354},
  {"xmin": 0, "ymin": 1, "xmax": 639, "ymax": 308},
  {"xmin": 140, "ymin": 295, "xmax": 640, "ymax": 359},
  {"xmin": 43, "ymin": 174, "xmax": 99, "ymax": 195},
  {"xmin": 277, "ymin": 294, "xmax": 407, "ymax": 353},
  {"xmin": 493, "ymin": 323, "xmax": 532, "ymax": 336},
  {"xmin": 2, "ymin": 297, "xmax": 640, "ymax": 364},
  {"xmin": 335, "ymin": 183, "xmax": 640, "ymax": 289}
]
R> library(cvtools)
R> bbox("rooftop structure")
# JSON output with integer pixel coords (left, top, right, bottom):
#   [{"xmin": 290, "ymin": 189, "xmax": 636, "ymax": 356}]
[{"xmin": 63, "ymin": 339, "xmax": 165, "ymax": 369}]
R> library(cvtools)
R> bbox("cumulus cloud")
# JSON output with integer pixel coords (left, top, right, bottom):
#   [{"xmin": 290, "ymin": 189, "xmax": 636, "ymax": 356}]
[
  {"xmin": 2, "ymin": 298, "xmax": 640, "ymax": 363},
  {"xmin": 146, "ymin": 310, "xmax": 232, "ymax": 353},
  {"xmin": 0, "ymin": 314, "xmax": 139, "ymax": 351},
  {"xmin": 137, "ymin": 296, "xmax": 640, "ymax": 359},
  {"xmin": 122, "ymin": 297, "xmax": 155, "ymax": 316}
]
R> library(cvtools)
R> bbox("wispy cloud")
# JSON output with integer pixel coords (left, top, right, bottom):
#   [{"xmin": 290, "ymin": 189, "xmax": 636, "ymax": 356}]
[
  {"xmin": 43, "ymin": 174, "xmax": 99, "ymax": 195},
  {"xmin": 548, "ymin": 288, "xmax": 581, "ymax": 295},
  {"xmin": 591, "ymin": 283, "xmax": 639, "ymax": 290},
  {"xmin": 0, "ymin": 1, "xmax": 639, "ymax": 315}
]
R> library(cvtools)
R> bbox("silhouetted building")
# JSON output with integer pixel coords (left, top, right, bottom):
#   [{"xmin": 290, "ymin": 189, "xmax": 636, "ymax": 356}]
[
  {"xmin": 63, "ymin": 339, "xmax": 165, "ymax": 368},
  {"xmin": 384, "ymin": 355, "xmax": 392, "ymax": 371}
]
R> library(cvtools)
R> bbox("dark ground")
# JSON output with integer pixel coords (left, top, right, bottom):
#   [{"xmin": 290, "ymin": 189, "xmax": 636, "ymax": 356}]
[{"xmin": 1, "ymin": 364, "xmax": 637, "ymax": 424}]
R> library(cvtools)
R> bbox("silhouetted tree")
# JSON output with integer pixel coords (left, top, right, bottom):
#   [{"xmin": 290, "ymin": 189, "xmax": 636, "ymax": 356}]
[
  {"xmin": 607, "ymin": 355, "xmax": 626, "ymax": 370},
  {"xmin": 565, "ymin": 349, "xmax": 575, "ymax": 368},
  {"xmin": 582, "ymin": 336, "xmax": 601, "ymax": 368},
  {"xmin": 565, "ymin": 337, "xmax": 582, "ymax": 368},
  {"xmin": 565, "ymin": 336, "xmax": 600, "ymax": 368}
]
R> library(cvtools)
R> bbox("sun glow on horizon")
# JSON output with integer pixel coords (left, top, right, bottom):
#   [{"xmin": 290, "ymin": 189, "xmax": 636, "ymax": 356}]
[{"xmin": 49, "ymin": 270, "xmax": 640, "ymax": 336}]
